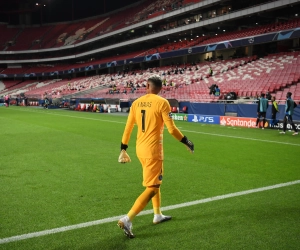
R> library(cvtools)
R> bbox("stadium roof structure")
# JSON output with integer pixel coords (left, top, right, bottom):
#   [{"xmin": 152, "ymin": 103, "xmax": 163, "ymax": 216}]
[
  {"xmin": 0, "ymin": 0, "xmax": 299, "ymax": 77},
  {"xmin": 0, "ymin": 0, "xmax": 140, "ymax": 24}
]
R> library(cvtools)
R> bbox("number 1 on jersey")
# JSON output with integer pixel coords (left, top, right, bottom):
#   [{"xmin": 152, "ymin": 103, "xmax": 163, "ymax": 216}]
[{"xmin": 141, "ymin": 110, "xmax": 146, "ymax": 132}]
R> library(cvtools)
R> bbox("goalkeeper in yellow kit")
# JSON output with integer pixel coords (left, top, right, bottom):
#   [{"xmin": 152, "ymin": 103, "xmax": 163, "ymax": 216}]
[{"xmin": 118, "ymin": 75, "xmax": 194, "ymax": 238}]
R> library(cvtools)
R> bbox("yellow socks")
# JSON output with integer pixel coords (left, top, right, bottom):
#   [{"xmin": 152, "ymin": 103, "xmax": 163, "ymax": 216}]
[
  {"xmin": 127, "ymin": 187, "xmax": 159, "ymax": 221},
  {"xmin": 152, "ymin": 188, "xmax": 162, "ymax": 215}
]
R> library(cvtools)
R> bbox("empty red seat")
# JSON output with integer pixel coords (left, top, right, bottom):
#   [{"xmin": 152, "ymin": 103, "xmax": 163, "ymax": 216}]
[
  {"xmin": 171, "ymin": 106, "xmax": 178, "ymax": 113},
  {"xmin": 181, "ymin": 106, "xmax": 188, "ymax": 113}
]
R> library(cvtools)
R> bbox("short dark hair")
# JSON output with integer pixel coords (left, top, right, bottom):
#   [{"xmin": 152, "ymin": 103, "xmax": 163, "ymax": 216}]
[
  {"xmin": 261, "ymin": 93, "xmax": 265, "ymax": 97},
  {"xmin": 287, "ymin": 92, "xmax": 292, "ymax": 97},
  {"xmin": 148, "ymin": 76, "xmax": 162, "ymax": 88}
]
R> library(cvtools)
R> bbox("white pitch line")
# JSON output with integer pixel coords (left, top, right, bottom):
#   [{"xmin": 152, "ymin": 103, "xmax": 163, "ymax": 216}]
[
  {"xmin": 180, "ymin": 129, "xmax": 300, "ymax": 147},
  {"xmin": 0, "ymin": 180, "xmax": 299, "ymax": 244},
  {"xmin": 3, "ymin": 107, "xmax": 300, "ymax": 147},
  {"xmin": 2, "ymin": 107, "xmax": 126, "ymax": 124}
]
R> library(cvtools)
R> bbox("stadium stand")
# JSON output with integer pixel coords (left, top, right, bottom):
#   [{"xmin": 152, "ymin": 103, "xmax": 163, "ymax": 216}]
[
  {"xmin": 11, "ymin": 26, "xmax": 52, "ymax": 51},
  {"xmin": 1, "ymin": 0, "xmax": 299, "ymax": 106},
  {"xmin": 1, "ymin": 0, "xmax": 190, "ymax": 51},
  {"xmin": 0, "ymin": 25, "xmax": 21, "ymax": 51},
  {"xmin": 0, "ymin": 80, "xmax": 23, "ymax": 92},
  {"xmin": 195, "ymin": 52, "xmax": 300, "ymax": 101},
  {"xmin": 75, "ymin": 56, "xmax": 256, "ymax": 101},
  {"xmin": 0, "ymin": 81, "xmax": 5, "ymax": 92},
  {"xmin": 1, "ymin": 16, "xmax": 298, "ymax": 62},
  {"xmin": 15, "ymin": 76, "xmax": 102, "ymax": 98},
  {"xmin": 1, "ymin": 67, "xmax": 29, "ymax": 75},
  {"xmin": 2, "ymin": 51, "xmax": 300, "ymax": 103},
  {"xmin": 144, "ymin": 19, "xmax": 300, "ymax": 56}
]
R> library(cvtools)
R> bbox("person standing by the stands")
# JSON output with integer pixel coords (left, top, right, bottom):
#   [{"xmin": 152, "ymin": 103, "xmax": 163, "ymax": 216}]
[
  {"xmin": 89, "ymin": 100, "xmax": 94, "ymax": 111},
  {"xmin": 279, "ymin": 92, "xmax": 298, "ymax": 135},
  {"xmin": 256, "ymin": 93, "xmax": 269, "ymax": 129},
  {"xmin": 270, "ymin": 96, "xmax": 279, "ymax": 127},
  {"xmin": 4, "ymin": 94, "xmax": 9, "ymax": 107},
  {"xmin": 208, "ymin": 84, "xmax": 216, "ymax": 95},
  {"xmin": 214, "ymin": 85, "xmax": 220, "ymax": 96},
  {"xmin": 209, "ymin": 66, "xmax": 213, "ymax": 76},
  {"xmin": 24, "ymin": 95, "xmax": 28, "ymax": 106},
  {"xmin": 44, "ymin": 97, "xmax": 49, "ymax": 109},
  {"xmin": 16, "ymin": 95, "xmax": 19, "ymax": 106}
]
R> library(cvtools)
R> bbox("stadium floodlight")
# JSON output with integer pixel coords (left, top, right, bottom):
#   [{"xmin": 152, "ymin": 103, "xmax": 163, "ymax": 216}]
[{"xmin": 223, "ymin": 29, "xmax": 226, "ymax": 32}]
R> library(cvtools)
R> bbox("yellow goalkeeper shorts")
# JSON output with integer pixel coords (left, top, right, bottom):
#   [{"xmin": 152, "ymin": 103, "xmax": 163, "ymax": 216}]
[{"xmin": 139, "ymin": 158, "xmax": 163, "ymax": 187}]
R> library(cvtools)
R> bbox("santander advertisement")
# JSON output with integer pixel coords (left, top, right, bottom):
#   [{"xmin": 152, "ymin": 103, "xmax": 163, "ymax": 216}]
[{"xmin": 220, "ymin": 116, "xmax": 257, "ymax": 128}]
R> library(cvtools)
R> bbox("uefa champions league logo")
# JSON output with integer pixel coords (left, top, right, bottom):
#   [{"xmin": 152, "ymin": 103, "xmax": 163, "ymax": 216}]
[
  {"xmin": 248, "ymin": 38, "xmax": 254, "ymax": 44},
  {"xmin": 188, "ymin": 48, "xmax": 192, "ymax": 54}
]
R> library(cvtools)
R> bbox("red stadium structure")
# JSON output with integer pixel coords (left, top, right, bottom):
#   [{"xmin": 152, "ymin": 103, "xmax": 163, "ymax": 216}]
[{"xmin": 0, "ymin": 0, "xmax": 300, "ymax": 106}]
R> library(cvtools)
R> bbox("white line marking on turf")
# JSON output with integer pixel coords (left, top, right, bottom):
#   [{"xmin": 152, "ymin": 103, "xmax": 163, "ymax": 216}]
[
  {"xmin": 0, "ymin": 180, "xmax": 299, "ymax": 244},
  {"xmin": 180, "ymin": 129, "xmax": 300, "ymax": 147},
  {"xmin": 4, "ymin": 107, "xmax": 300, "ymax": 147},
  {"xmin": 3, "ymin": 107, "xmax": 126, "ymax": 124}
]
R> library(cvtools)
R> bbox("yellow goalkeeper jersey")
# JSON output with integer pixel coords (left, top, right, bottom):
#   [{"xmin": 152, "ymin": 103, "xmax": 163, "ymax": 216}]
[{"xmin": 122, "ymin": 94, "xmax": 184, "ymax": 160}]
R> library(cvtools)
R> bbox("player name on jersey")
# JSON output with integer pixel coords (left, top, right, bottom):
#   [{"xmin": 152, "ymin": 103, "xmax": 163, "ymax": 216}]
[{"xmin": 138, "ymin": 102, "xmax": 152, "ymax": 107}]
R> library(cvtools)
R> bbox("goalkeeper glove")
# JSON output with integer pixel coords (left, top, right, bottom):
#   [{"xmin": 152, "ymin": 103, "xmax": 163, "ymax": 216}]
[
  {"xmin": 180, "ymin": 136, "xmax": 194, "ymax": 153},
  {"xmin": 118, "ymin": 150, "xmax": 131, "ymax": 163},
  {"xmin": 119, "ymin": 143, "xmax": 131, "ymax": 163}
]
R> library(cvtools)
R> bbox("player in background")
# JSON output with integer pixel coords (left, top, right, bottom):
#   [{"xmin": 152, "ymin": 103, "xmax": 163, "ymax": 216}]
[
  {"xmin": 270, "ymin": 96, "xmax": 279, "ymax": 127},
  {"xmin": 4, "ymin": 94, "xmax": 9, "ymax": 107},
  {"xmin": 118, "ymin": 76, "xmax": 194, "ymax": 238},
  {"xmin": 280, "ymin": 92, "xmax": 298, "ymax": 135},
  {"xmin": 256, "ymin": 93, "xmax": 269, "ymax": 129},
  {"xmin": 44, "ymin": 97, "xmax": 49, "ymax": 109}
]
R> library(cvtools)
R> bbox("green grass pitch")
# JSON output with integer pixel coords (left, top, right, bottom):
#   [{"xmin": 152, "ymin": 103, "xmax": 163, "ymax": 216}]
[{"xmin": 0, "ymin": 106, "xmax": 299, "ymax": 250}]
